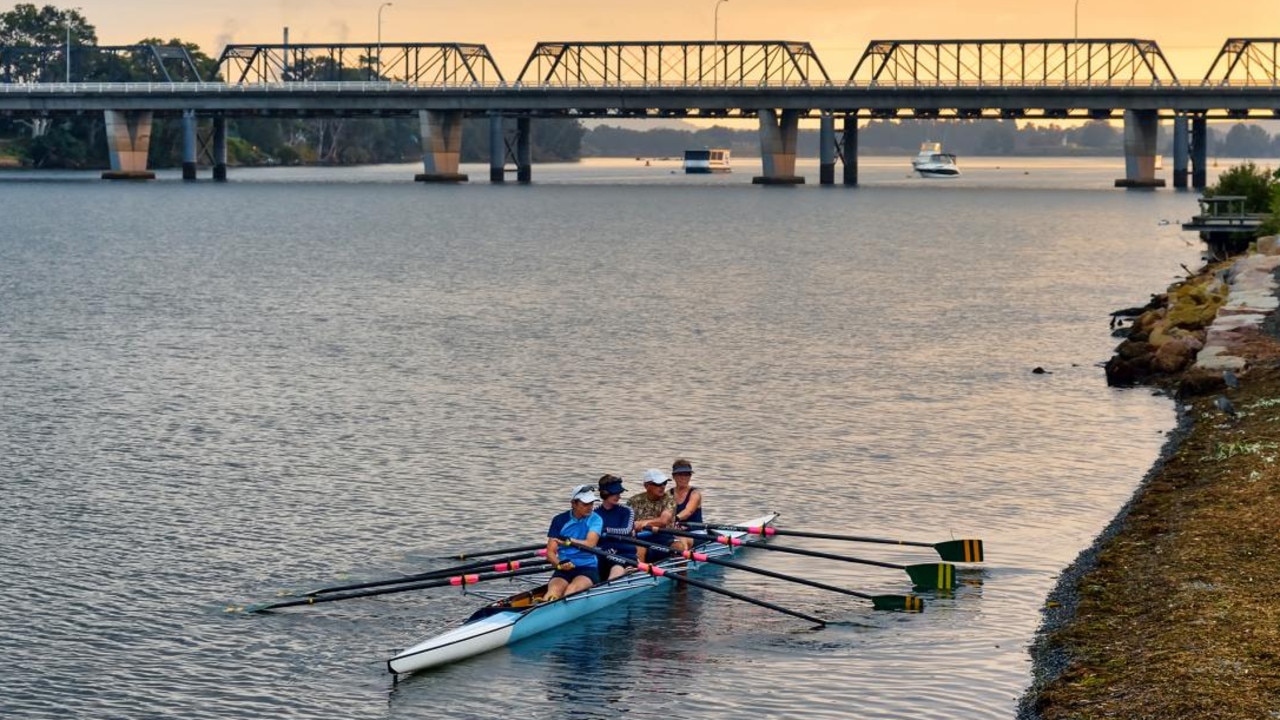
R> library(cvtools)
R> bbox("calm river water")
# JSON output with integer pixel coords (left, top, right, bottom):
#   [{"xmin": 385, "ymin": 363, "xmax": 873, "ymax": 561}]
[{"xmin": 1, "ymin": 156, "xmax": 1209, "ymax": 719}]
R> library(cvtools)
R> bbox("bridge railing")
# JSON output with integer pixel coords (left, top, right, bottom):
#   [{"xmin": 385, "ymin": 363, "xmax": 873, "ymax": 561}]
[
  {"xmin": 1201, "ymin": 38, "xmax": 1280, "ymax": 86},
  {"xmin": 514, "ymin": 41, "xmax": 832, "ymax": 87},
  {"xmin": 214, "ymin": 43, "xmax": 505, "ymax": 85},
  {"xmin": 847, "ymin": 39, "xmax": 1181, "ymax": 87},
  {"xmin": 0, "ymin": 81, "xmax": 516, "ymax": 93}
]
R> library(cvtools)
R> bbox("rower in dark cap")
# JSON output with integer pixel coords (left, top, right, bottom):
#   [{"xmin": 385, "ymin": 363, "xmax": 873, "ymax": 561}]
[
  {"xmin": 669, "ymin": 458, "xmax": 705, "ymax": 552},
  {"xmin": 594, "ymin": 474, "xmax": 635, "ymax": 580}
]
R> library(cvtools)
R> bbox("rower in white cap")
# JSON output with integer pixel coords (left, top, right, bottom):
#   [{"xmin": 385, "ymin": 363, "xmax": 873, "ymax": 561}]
[{"xmin": 544, "ymin": 484, "xmax": 604, "ymax": 601}]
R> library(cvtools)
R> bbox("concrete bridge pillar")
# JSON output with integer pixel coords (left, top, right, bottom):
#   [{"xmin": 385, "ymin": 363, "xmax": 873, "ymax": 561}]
[
  {"xmin": 489, "ymin": 113, "xmax": 505, "ymax": 183},
  {"xmin": 212, "ymin": 116, "xmax": 228, "ymax": 182},
  {"xmin": 182, "ymin": 110, "xmax": 198, "ymax": 181},
  {"xmin": 819, "ymin": 111, "xmax": 835, "ymax": 185},
  {"xmin": 516, "ymin": 117, "xmax": 532, "ymax": 184},
  {"xmin": 1115, "ymin": 109, "xmax": 1165, "ymax": 188},
  {"xmin": 1191, "ymin": 117, "xmax": 1208, "ymax": 190},
  {"xmin": 1172, "ymin": 115, "xmax": 1189, "ymax": 190},
  {"xmin": 415, "ymin": 110, "xmax": 468, "ymax": 183},
  {"xmin": 101, "ymin": 110, "xmax": 155, "ymax": 180},
  {"xmin": 753, "ymin": 108, "xmax": 804, "ymax": 185},
  {"xmin": 842, "ymin": 115, "xmax": 859, "ymax": 187}
]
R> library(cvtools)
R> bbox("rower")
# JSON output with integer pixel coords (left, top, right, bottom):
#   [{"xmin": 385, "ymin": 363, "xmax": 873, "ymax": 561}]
[
  {"xmin": 544, "ymin": 484, "xmax": 603, "ymax": 601},
  {"xmin": 627, "ymin": 469, "xmax": 677, "ymax": 562},
  {"xmin": 594, "ymin": 474, "xmax": 636, "ymax": 580},
  {"xmin": 669, "ymin": 458, "xmax": 704, "ymax": 552}
]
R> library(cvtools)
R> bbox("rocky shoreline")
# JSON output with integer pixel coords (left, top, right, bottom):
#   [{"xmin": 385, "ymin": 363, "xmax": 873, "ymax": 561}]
[{"xmin": 1018, "ymin": 248, "xmax": 1280, "ymax": 719}]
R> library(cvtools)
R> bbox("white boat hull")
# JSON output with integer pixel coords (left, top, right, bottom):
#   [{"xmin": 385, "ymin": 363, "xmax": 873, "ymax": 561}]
[
  {"xmin": 387, "ymin": 513, "xmax": 777, "ymax": 674},
  {"xmin": 911, "ymin": 142, "xmax": 960, "ymax": 178}
]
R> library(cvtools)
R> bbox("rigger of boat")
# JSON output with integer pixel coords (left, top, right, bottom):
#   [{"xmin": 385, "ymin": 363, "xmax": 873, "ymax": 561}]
[{"xmin": 229, "ymin": 514, "xmax": 985, "ymax": 676}]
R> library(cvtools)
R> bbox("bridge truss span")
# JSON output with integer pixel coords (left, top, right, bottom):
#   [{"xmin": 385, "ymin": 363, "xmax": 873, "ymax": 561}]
[
  {"xmin": 1202, "ymin": 38, "xmax": 1280, "ymax": 86},
  {"xmin": 847, "ymin": 39, "xmax": 1180, "ymax": 87},
  {"xmin": 215, "ymin": 43, "xmax": 505, "ymax": 85},
  {"xmin": 514, "ymin": 41, "xmax": 831, "ymax": 88},
  {"xmin": 0, "ymin": 44, "xmax": 202, "ymax": 83}
]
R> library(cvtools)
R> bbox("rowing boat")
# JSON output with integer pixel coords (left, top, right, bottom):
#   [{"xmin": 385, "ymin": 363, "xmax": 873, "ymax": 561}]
[{"xmin": 386, "ymin": 512, "xmax": 779, "ymax": 675}]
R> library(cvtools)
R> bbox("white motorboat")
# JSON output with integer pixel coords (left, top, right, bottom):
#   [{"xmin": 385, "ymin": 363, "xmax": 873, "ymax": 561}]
[
  {"xmin": 911, "ymin": 142, "xmax": 960, "ymax": 178},
  {"xmin": 683, "ymin": 148, "xmax": 731, "ymax": 173}
]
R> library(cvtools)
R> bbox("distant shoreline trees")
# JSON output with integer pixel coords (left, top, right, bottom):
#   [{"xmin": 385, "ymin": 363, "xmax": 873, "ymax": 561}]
[{"xmin": 580, "ymin": 119, "xmax": 1280, "ymax": 160}]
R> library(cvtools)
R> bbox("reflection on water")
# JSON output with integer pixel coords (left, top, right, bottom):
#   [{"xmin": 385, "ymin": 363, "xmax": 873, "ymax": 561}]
[{"xmin": 0, "ymin": 158, "xmax": 1207, "ymax": 719}]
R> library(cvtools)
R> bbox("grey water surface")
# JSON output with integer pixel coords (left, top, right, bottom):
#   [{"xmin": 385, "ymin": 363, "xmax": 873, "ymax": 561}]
[{"xmin": 1, "ymin": 157, "xmax": 1205, "ymax": 719}]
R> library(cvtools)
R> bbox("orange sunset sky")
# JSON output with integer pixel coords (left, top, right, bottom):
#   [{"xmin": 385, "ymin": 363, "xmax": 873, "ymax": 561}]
[{"xmin": 64, "ymin": 0, "xmax": 1278, "ymax": 81}]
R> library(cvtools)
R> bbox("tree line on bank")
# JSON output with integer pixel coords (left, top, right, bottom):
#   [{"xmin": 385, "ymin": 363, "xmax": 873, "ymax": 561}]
[{"xmin": 3, "ymin": 4, "xmax": 1280, "ymax": 170}]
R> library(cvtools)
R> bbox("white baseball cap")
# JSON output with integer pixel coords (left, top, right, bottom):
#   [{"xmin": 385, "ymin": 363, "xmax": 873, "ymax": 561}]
[
  {"xmin": 643, "ymin": 469, "xmax": 671, "ymax": 486},
  {"xmin": 571, "ymin": 484, "xmax": 601, "ymax": 504}
]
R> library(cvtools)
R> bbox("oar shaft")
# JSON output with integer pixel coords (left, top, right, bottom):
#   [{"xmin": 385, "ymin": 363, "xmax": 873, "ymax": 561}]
[
  {"xmin": 773, "ymin": 529, "xmax": 934, "ymax": 549},
  {"xmin": 665, "ymin": 527, "xmax": 905, "ymax": 570},
  {"xmin": 612, "ymin": 534, "xmax": 875, "ymax": 601},
  {"xmin": 687, "ymin": 522, "xmax": 985, "ymax": 562},
  {"xmin": 245, "ymin": 565, "xmax": 551, "ymax": 613},
  {"xmin": 306, "ymin": 553, "xmax": 547, "ymax": 597},
  {"xmin": 563, "ymin": 539, "xmax": 826, "ymax": 627},
  {"xmin": 448, "ymin": 542, "xmax": 547, "ymax": 560}
]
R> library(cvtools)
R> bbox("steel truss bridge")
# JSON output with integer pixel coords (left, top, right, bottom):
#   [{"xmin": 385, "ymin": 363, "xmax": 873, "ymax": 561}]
[
  {"xmin": 0, "ymin": 38, "xmax": 1278, "ymax": 117},
  {"xmin": 0, "ymin": 38, "xmax": 1277, "ymax": 186}
]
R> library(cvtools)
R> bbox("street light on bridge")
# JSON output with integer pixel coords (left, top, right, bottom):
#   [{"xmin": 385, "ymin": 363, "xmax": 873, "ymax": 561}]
[
  {"xmin": 65, "ymin": 7, "xmax": 81, "ymax": 83},
  {"xmin": 714, "ymin": 0, "xmax": 729, "ymax": 85},
  {"xmin": 377, "ymin": 2, "xmax": 393, "ymax": 80},
  {"xmin": 1073, "ymin": 0, "xmax": 1082, "ymax": 83},
  {"xmin": 714, "ymin": 0, "xmax": 729, "ymax": 44}
]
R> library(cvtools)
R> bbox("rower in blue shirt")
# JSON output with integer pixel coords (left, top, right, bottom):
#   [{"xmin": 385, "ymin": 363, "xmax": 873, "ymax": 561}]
[
  {"xmin": 545, "ymin": 484, "xmax": 604, "ymax": 601},
  {"xmin": 594, "ymin": 474, "xmax": 636, "ymax": 580}
]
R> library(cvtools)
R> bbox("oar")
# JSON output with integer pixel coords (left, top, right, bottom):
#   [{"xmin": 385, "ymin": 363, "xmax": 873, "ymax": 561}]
[
  {"xmin": 444, "ymin": 542, "xmax": 547, "ymax": 560},
  {"xmin": 293, "ymin": 552, "xmax": 548, "ymax": 598},
  {"xmin": 560, "ymin": 538, "xmax": 826, "ymax": 627},
  {"xmin": 232, "ymin": 564, "xmax": 553, "ymax": 614},
  {"xmin": 688, "ymin": 522, "xmax": 984, "ymax": 563},
  {"xmin": 665, "ymin": 528, "xmax": 957, "ymax": 590},
  {"xmin": 612, "ymin": 534, "xmax": 922, "ymax": 612}
]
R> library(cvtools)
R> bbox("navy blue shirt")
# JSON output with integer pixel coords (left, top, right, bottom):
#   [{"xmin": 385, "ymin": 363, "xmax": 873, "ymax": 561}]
[
  {"xmin": 594, "ymin": 504, "xmax": 637, "ymax": 559},
  {"xmin": 673, "ymin": 486, "xmax": 703, "ymax": 525},
  {"xmin": 547, "ymin": 510, "xmax": 603, "ymax": 568}
]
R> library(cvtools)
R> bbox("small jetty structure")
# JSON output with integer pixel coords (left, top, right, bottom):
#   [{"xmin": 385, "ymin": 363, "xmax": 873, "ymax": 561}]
[{"xmin": 1182, "ymin": 195, "xmax": 1265, "ymax": 259}]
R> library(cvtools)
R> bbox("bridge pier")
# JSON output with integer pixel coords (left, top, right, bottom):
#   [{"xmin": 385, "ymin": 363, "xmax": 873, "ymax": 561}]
[
  {"xmin": 819, "ymin": 112, "xmax": 835, "ymax": 185},
  {"xmin": 489, "ymin": 113, "xmax": 505, "ymax": 183},
  {"xmin": 182, "ymin": 110, "xmax": 198, "ymax": 181},
  {"xmin": 212, "ymin": 116, "xmax": 228, "ymax": 182},
  {"xmin": 1191, "ymin": 117, "xmax": 1208, "ymax": 190},
  {"xmin": 842, "ymin": 116, "xmax": 859, "ymax": 186},
  {"xmin": 1115, "ymin": 109, "xmax": 1165, "ymax": 189},
  {"xmin": 753, "ymin": 109, "xmax": 804, "ymax": 185},
  {"xmin": 101, "ymin": 110, "xmax": 156, "ymax": 180},
  {"xmin": 1172, "ymin": 115, "xmax": 1189, "ymax": 190},
  {"xmin": 516, "ymin": 117, "xmax": 532, "ymax": 184},
  {"xmin": 415, "ymin": 110, "xmax": 468, "ymax": 183}
]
